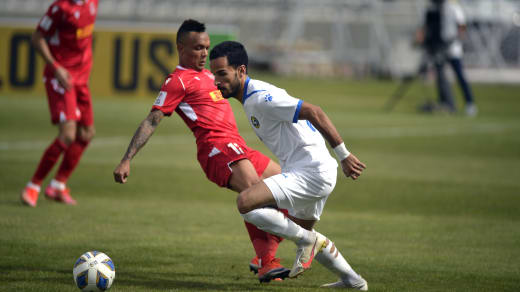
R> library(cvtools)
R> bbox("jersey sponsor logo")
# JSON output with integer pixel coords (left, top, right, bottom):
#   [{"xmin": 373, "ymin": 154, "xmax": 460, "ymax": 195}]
[
  {"xmin": 154, "ymin": 91, "xmax": 167, "ymax": 106},
  {"xmin": 74, "ymin": 11, "xmax": 80, "ymax": 19},
  {"xmin": 39, "ymin": 15, "xmax": 53, "ymax": 31},
  {"xmin": 209, "ymin": 90, "xmax": 224, "ymax": 102},
  {"xmin": 76, "ymin": 23, "xmax": 94, "ymax": 39},
  {"xmin": 251, "ymin": 116, "xmax": 260, "ymax": 129},
  {"xmin": 264, "ymin": 94, "xmax": 273, "ymax": 102},
  {"xmin": 51, "ymin": 6, "xmax": 59, "ymax": 14}
]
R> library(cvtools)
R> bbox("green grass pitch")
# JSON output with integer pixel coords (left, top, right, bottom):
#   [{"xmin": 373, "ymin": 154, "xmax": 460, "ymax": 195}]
[{"xmin": 1, "ymin": 76, "xmax": 519, "ymax": 291}]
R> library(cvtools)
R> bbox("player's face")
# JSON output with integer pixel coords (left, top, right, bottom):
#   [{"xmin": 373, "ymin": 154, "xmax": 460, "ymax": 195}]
[
  {"xmin": 178, "ymin": 32, "xmax": 210, "ymax": 71},
  {"xmin": 210, "ymin": 56, "xmax": 241, "ymax": 99}
]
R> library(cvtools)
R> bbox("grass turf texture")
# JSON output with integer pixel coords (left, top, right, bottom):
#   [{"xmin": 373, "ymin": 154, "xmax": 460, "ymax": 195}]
[{"xmin": 1, "ymin": 76, "xmax": 519, "ymax": 291}]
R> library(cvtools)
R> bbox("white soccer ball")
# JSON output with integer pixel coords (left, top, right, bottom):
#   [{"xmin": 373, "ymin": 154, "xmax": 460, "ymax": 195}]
[{"xmin": 73, "ymin": 251, "xmax": 115, "ymax": 291}]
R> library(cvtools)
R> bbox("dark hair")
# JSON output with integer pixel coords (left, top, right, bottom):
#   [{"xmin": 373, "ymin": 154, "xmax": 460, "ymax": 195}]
[
  {"xmin": 177, "ymin": 19, "xmax": 206, "ymax": 44},
  {"xmin": 209, "ymin": 41, "xmax": 248, "ymax": 71}
]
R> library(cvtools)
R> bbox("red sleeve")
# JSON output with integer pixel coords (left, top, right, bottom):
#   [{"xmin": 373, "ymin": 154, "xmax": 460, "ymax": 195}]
[
  {"xmin": 36, "ymin": 1, "xmax": 62, "ymax": 37},
  {"xmin": 151, "ymin": 75, "xmax": 186, "ymax": 116}
]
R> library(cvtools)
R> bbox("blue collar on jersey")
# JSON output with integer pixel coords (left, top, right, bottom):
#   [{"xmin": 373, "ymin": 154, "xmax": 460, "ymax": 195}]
[
  {"xmin": 242, "ymin": 76, "xmax": 266, "ymax": 104},
  {"xmin": 242, "ymin": 77, "xmax": 251, "ymax": 104}
]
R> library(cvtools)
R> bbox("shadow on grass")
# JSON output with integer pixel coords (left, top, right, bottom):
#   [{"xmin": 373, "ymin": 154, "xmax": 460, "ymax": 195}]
[
  {"xmin": 0, "ymin": 263, "xmax": 293, "ymax": 291},
  {"xmin": 118, "ymin": 270, "xmax": 276, "ymax": 291}
]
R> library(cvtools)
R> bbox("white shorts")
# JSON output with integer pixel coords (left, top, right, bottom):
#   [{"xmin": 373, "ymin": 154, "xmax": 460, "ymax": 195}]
[{"xmin": 264, "ymin": 167, "xmax": 337, "ymax": 220}]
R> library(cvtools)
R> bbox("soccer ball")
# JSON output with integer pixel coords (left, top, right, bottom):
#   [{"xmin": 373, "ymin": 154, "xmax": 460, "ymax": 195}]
[{"xmin": 73, "ymin": 251, "xmax": 115, "ymax": 291}]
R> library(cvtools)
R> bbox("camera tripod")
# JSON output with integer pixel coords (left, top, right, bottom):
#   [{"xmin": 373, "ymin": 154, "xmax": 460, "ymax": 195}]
[{"xmin": 383, "ymin": 57, "xmax": 435, "ymax": 112}]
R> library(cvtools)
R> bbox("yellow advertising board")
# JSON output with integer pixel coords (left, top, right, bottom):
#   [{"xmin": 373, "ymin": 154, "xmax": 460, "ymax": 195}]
[{"xmin": 0, "ymin": 25, "xmax": 233, "ymax": 98}]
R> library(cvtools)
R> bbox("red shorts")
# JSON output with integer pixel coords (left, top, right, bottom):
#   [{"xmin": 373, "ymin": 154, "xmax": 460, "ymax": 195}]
[
  {"xmin": 197, "ymin": 139, "xmax": 270, "ymax": 188},
  {"xmin": 44, "ymin": 74, "xmax": 93, "ymax": 126}
]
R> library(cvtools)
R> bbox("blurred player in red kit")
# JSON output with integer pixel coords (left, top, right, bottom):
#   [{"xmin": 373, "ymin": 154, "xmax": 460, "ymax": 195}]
[
  {"xmin": 113, "ymin": 19, "xmax": 289, "ymax": 282},
  {"xmin": 21, "ymin": 0, "xmax": 98, "ymax": 207}
]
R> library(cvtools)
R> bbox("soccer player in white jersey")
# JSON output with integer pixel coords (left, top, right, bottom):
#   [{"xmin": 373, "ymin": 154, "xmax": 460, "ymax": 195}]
[{"xmin": 209, "ymin": 41, "xmax": 368, "ymax": 290}]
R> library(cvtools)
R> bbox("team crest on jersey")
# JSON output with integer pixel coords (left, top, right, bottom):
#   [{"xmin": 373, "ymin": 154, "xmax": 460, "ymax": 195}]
[
  {"xmin": 251, "ymin": 116, "xmax": 260, "ymax": 129},
  {"xmin": 209, "ymin": 90, "xmax": 224, "ymax": 102}
]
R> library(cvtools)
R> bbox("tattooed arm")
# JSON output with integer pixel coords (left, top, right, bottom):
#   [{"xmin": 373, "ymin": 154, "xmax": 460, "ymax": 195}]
[{"xmin": 113, "ymin": 109, "xmax": 164, "ymax": 183}]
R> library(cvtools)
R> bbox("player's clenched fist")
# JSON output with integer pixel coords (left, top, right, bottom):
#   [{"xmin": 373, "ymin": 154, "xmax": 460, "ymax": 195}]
[{"xmin": 113, "ymin": 160, "xmax": 130, "ymax": 184}]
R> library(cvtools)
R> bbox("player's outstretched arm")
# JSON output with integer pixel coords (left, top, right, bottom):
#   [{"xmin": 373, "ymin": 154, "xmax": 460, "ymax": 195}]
[
  {"xmin": 298, "ymin": 102, "xmax": 366, "ymax": 180},
  {"xmin": 113, "ymin": 109, "xmax": 164, "ymax": 183}
]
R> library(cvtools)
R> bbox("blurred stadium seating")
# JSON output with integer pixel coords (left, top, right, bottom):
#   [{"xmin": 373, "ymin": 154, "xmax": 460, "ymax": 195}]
[{"xmin": 1, "ymin": 0, "xmax": 519, "ymax": 81}]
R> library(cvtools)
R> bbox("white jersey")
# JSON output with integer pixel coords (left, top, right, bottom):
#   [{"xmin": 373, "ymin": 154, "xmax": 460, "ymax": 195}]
[
  {"xmin": 443, "ymin": 0, "xmax": 466, "ymax": 58},
  {"xmin": 242, "ymin": 77, "xmax": 338, "ymax": 172}
]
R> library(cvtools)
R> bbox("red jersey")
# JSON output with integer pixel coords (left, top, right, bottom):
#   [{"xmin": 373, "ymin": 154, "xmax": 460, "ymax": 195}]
[
  {"xmin": 152, "ymin": 66, "xmax": 246, "ymax": 148},
  {"xmin": 37, "ymin": 0, "xmax": 98, "ymax": 84}
]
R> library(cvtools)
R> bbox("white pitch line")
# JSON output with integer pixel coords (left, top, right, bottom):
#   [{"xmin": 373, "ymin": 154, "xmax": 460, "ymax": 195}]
[
  {"xmin": 0, "ymin": 134, "xmax": 194, "ymax": 151},
  {"xmin": 343, "ymin": 122, "xmax": 517, "ymax": 139},
  {"xmin": 0, "ymin": 122, "xmax": 517, "ymax": 151}
]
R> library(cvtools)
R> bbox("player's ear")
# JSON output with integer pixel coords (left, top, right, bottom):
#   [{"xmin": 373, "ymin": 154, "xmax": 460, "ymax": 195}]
[{"xmin": 238, "ymin": 65, "xmax": 247, "ymax": 78}]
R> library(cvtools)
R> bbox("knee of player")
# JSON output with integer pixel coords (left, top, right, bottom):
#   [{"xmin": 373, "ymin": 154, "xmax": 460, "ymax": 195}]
[
  {"xmin": 81, "ymin": 126, "xmax": 96, "ymax": 141},
  {"xmin": 59, "ymin": 132, "xmax": 76, "ymax": 146},
  {"xmin": 236, "ymin": 191, "xmax": 253, "ymax": 214},
  {"xmin": 243, "ymin": 176, "xmax": 261, "ymax": 189}
]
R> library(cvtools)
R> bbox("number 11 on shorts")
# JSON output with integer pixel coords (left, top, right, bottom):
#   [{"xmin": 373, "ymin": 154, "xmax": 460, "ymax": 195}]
[{"xmin": 227, "ymin": 143, "xmax": 244, "ymax": 155}]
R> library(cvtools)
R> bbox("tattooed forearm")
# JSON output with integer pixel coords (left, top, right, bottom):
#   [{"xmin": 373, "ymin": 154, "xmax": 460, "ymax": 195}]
[{"xmin": 122, "ymin": 110, "xmax": 164, "ymax": 161}]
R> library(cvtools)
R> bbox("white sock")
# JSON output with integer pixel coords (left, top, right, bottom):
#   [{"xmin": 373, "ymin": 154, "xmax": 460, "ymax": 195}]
[
  {"xmin": 315, "ymin": 232, "xmax": 363, "ymax": 285},
  {"xmin": 241, "ymin": 208, "xmax": 313, "ymax": 244},
  {"xmin": 27, "ymin": 182, "xmax": 41, "ymax": 193},
  {"xmin": 50, "ymin": 179, "xmax": 66, "ymax": 191}
]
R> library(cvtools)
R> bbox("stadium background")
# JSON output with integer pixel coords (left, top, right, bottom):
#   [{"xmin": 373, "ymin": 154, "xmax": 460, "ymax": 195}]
[
  {"xmin": 2, "ymin": 0, "xmax": 520, "ymax": 97},
  {"xmin": 1, "ymin": 0, "xmax": 520, "ymax": 291}
]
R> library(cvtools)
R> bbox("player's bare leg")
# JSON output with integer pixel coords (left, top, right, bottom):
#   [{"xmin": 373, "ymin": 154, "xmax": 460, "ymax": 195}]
[
  {"xmin": 259, "ymin": 160, "xmax": 281, "ymax": 180},
  {"xmin": 58, "ymin": 120, "xmax": 78, "ymax": 146},
  {"xmin": 228, "ymin": 159, "xmax": 261, "ymax": 192}
]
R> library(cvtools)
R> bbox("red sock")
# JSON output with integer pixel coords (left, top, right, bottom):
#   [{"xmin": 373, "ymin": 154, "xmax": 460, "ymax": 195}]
[
  {"xmin": 55, "ymin": 139, "xmax": 89, "ymax": 183},
  {"xmin": 244, "ymin": 221, "xmax": 272, "ymax": 264},
  {"xmin": 31, "ymin": 138, "xmax": 67, "ymax": 185},
  {"xmin": 244, "ymin": 218, "xmax": 284, "ymax": 265},
  {"xmin": 263, "ymin": 209, "xmax": 288, "ymax": 262}
]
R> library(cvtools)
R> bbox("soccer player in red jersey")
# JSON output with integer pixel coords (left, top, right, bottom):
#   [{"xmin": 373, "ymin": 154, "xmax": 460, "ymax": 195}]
[
  {"xmin": 113, "ymin": 19, "xmax": 288, "ymax": 283},
  {"xmin": 21, "ymin": 0, "xmax": 98, "ymax": 207}
]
